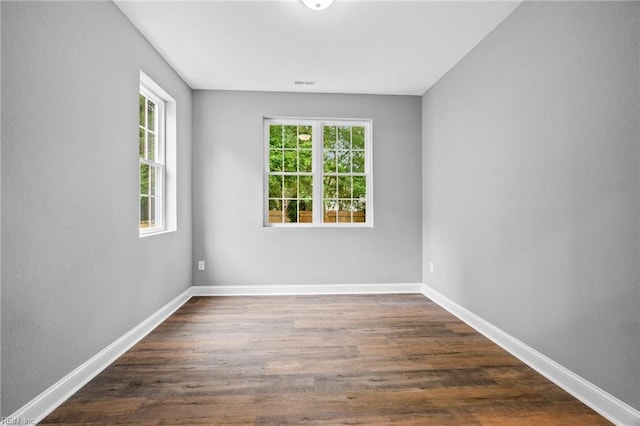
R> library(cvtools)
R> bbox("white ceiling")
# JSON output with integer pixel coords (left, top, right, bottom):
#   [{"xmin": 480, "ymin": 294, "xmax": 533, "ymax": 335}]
[{"xmin": 115, "ymin": 0, "xmax": 521, "ymax": 95}]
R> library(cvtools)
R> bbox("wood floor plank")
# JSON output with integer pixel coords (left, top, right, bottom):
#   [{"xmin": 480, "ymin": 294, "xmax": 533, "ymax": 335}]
[{"xmin": 41, "ymin": 294, "xmax": 610, "ymax": 425}]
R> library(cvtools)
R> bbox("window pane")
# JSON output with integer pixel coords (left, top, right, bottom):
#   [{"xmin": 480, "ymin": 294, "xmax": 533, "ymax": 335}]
[
  {"xmin": 299, "ymin": 176, "xmax": 313, "ymax": 198},
  {"xmin": 299, "ymin": 149, "xmax": 312, "ymax": 173},
  {"xmin": 268, "ymin": 199, "xmax": 283, "ymax": 223},
  {"xmin": 147, "ymin": 99, "xmax": 155, "ymax": 130},
  {"xmin": 353, "ymin": 200, "xmax": 366, "ymax": 223},
  {"xmin": 264, "ymin": 119, "xmax": 370, "ymax": 226},
  {"xmin": 140, "ymin": 163, "xmax": 149, "ymax": 195},
  {"xmin": 139, "ymin": 78, "xmax": 168, "ymax": 235},
  {"xmin": 149, "ymin": 195, "xmax": 157, "ymax": 227},
  {"xmin": 337, "ymin": 150, "xmax": 351, "ymax": 173},
  {"xmin": 323, "ymin": 126, "xmax": 336, "ymax": 149},
  {"xmin": 147, "ymin": 131, "xmax": 155, "ymax": 161},
  {"xmin": 285, "ymin": 200, "xmax": 298, "ymax": 223},
  {"xmin": 338, "ymin": 126, "xmax": 351, "ymax": 150},
  {"xmin": 352, "ymin": 150, "xmax": 365, "ymax": 173},
  {"xmin": 284, "ymin": 125, "xmax": 297, "ymax": 148},
  {"xmin": 338, "ymin": 200, "xmax": 352, "ymax": 223},
  {"xmin": 352, "ymin": 126, "xmax": 365, "ymax": 149},
  {"xmin": 139, "ymin": 127, "xmax": 145, "ymax": 158},
  {"xmin": 323, "ymin": 200, "xmax": 337, "ymax": 223},
  {"xmin": 338, "ymin": 200, "xmax": 351, "ymax": 222},
  {"xmin": 298, "ymin": 125, "xmax": 312, "ymax": 149},
  {"xmin": 284, "ymin": 150, "xmax": 297, "ymax": 172},
  {"xmin": 283, "ymin": 175, "xmax": 297, "ymax": 198},
  {"xmin": 338, "ymin": 176, "xmax": 351, "ymax": 198},
  {"xmin": 269, "ymin": 149, "xmax": 283, "ymax": 172},
  {"xmin": 324, "ymin": 151, "xmax": 336, "ymax": 173},
  {"xmin": 352, "ymin": 176, "xmax": 366, "ymax": 199},
  {"xmin": 299, "ymin": 199, "xmax": 312, "ymax": 223},
  {"xmin": 268, "ymin": 175, "xmax": 283, "ymax": 198},
  {"xmin": 323, "ymin": 175, "xmax": 337, "ymax": 198},
  {"xmin": 139, "ymin": 95, "xmax": 146, "ymax": 127},
  {"xmin": 269, "ymin": 125, "xmax": 283, "ymax": 148},
  {"xmin": 149, "ymin": 165, "xmax": 156, "ymax": 196},
  {"xmin": 140, "ymin": 196, "xmax": 149, "ymax": 227}
]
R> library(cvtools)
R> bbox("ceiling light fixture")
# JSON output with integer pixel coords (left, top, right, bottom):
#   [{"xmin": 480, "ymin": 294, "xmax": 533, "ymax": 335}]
[{"xmin": 302, "ymin": 0, "xmax": 334, "ymax": 11}]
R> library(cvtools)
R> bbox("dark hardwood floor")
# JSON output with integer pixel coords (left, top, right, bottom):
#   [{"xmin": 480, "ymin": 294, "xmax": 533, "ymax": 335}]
[{"xmin": 42, "ymin": 294, "xmax": 609, "ymax": 425}]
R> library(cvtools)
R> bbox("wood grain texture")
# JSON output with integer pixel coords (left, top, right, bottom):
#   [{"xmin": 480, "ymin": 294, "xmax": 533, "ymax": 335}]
[{"xmin": 41, "ymin": 295, "xmax": 610, "ymax": 425}]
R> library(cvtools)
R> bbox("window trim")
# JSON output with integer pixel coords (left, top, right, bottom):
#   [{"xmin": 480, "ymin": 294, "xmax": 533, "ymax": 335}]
[
  {"xmin": 139, "ymin": 85, "xmax": 166, "ymax": 235},
  {"xmin": 139, "ymin": 71, "xmax": 177, "ymax": 237},
  {"xmin": 263, "ymin": 117, "xmax": 373, "ymax": 228}
]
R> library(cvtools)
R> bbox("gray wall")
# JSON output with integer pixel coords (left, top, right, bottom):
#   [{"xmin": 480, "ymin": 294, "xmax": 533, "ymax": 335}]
[
  {"xmin": 193, "ymin": 91, "xmax": 421, "ymax": 286},
  {"xmin": 1, "ymin": 1, "xmax": 192, "ymax": 414},
  {"xmin": 422, "ymin": 1, "xmax": 640, "ymax": 409},
  {"xmin": 0, "ymin": 1, "xmax": 3, "ymax": 415}
]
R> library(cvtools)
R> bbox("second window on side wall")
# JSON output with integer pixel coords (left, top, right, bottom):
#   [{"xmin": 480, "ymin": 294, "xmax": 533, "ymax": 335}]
[{"xmin": 265, "ymin": 118, "xmax": 372, "ymax": 227}]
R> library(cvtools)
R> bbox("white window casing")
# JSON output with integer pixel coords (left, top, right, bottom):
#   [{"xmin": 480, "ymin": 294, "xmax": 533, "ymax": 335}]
[
  {"xmin": 263, "ymin": 117, "xmax": 373, "ymax": 228},
  {"xmin": 139, "ymin": 71, "xmax": 177, "ymax": 237}
]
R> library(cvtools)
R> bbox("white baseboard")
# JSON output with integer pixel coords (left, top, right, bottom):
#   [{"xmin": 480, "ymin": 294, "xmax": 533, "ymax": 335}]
[
  {"xmin": 6, "ymin": 283, "xmax": 638, "ymax": 426},
  {"xmin": 191, "ymin": 283, "xmax": 423, "ymax": 296},
  {"xmin": 3, "ymin": 282, "xmax": 421, "ymax": 424},
  {"xmin": 422, "ymin": 283, "xmax": 640, "ymax": 426},
  {"xmin": 4, "ymin": 287, "xmax": 192, "ymax": 425}
]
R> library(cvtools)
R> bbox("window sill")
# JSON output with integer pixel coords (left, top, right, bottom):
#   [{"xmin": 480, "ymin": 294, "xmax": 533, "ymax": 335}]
[
  {"xmin": 139, "ymin": 228, "xmax": 176, "ymax": 238},
  {"xmin": 264, "ymin": 223, "xmax": 373, "ymax": 229}
]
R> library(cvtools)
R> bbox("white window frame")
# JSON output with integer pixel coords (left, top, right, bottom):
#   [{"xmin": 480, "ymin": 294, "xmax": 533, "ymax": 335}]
[
  {"xmin": 139, "ymin": 71, "xmax": 177, "ymax": 237},
  {"xmin": 263, "ymin": 117, "xmax": 373, "ymax": 228}
]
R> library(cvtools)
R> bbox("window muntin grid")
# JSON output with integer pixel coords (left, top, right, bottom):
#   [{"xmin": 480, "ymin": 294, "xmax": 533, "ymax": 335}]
[
  {"xmin": 322, "ymin": 125, "xmax": 367, "ymax": 223},
  {"xmin": 267, "ymin": 124, "xmax": 314, "ymax": 223},
  {"xmin": 264, "ymin": 118, "xmax": 372, "ymax": 227},
  {"xmin": 139, "ymin": 89, "xmax": 165, "ymax": 233}
]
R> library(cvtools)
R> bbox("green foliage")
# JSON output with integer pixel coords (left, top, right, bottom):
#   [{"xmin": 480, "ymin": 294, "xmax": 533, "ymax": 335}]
[
  {"xmin": 352, "ymin": 126, "xmax": 365, "ymax": 149},
  {"xmin": 337, "ymin": 151, "xmax": 351, "ymax": 173},
  {"xmin": 140, "ymin": 196, "xmax": 149, "ymax": 221},
  {"xmin": 268, "ymin": 123, "xmax": 367, "ymax": 224},
  {"xmin": 323, "ymin": 176, "xmax": 336, "ymax": 198},
  {"xmin": 284, "ymin": 176, "xmax": 297, "ymax": 198},
  {"xmin": 139, "ymin": 128, "xmax": 145, "ymax": 158},
  {"xmin": 140, "ymin": 163, "xmax": 149, "ymax": 194},
  {"xmin": 286, "ymin": 200, "xmax": 297, "ymax": 223},
  {"xmin": 353, "ymin": 176, "xmax": 366, "ymax": 199},
  {"xmin": 337, "ymin": 126, "xmax": 351, "ymax": 150},
  {"xmin": 299, "ymin": 150, "xmax": 312, "ymax": 173},
  {"xmin": 268, "ymin": 175, "xmax": 282, "ymax": 198},
  {"xmin": 324, "ymin": 126, "xmax": 336, "ymax": 149},
  {"xmin": 139, "ymin": 95, "xmax": 145, "ymax": 128},
  {"xmin": 270, "ymin": 125, "xmax": 283, "ymax": 148},
  {"xmin": 148, "ymin": 133, "xmax": 155, "ymax": 162},
  {"xmin": 284, "ymin": 126, "xmax": 297, "ymax": 148},
  {"xmin": 284, "ymin": 150, "xmax": 297, "ymax": 172},
  {"xmin": 353, "ymin": 151, "xmax": 364, "ymax": 172},
  {"xmin": 299, "ymin": 176, "xmax": 313, "ymax": 198},
  {"xmin": 269, "ymin": 199, "xmax": 282, "ymax": 213},
  {"xmin": 338, "ymin": 176, "xmax": 351, "ymax": 198},
  {"xmin": 270, "ymin": 150, "xmax": 283, "ymax": 172},
  {"xmin": 324, "ymin": 151, "xmax": 336, "ymax": 173},
  {"xmin": 147, "ymin": 99, "xmax": 155, "ymax": 129}
]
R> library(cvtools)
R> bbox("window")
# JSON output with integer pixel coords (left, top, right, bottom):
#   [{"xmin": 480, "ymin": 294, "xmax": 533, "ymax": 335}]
[
  {"xmin": 139, "ymin": 71, "xmax": 176, "ymax": 236},
  {"xmin": 139, "ymin": 86, "xmax": 165, "ymax": 233},
  {"xmin": 264, "ymin": 118, "xmax": 372, "ymax": 226}
]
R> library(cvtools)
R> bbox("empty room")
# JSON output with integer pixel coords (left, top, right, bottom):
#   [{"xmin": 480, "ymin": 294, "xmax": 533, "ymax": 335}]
[{"xmin": 1, "ymin": 0, "xmax": 639, "ymax": 424}]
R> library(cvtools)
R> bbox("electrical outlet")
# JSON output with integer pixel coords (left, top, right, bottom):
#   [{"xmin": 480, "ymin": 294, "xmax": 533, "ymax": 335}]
[
  {"xmin": 429, "ymin": 262, "xmax": 434, "ymax": 273},
  {"xmin": 198, "ymin": 261, "xmax": 205, "ymax": 271}
]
